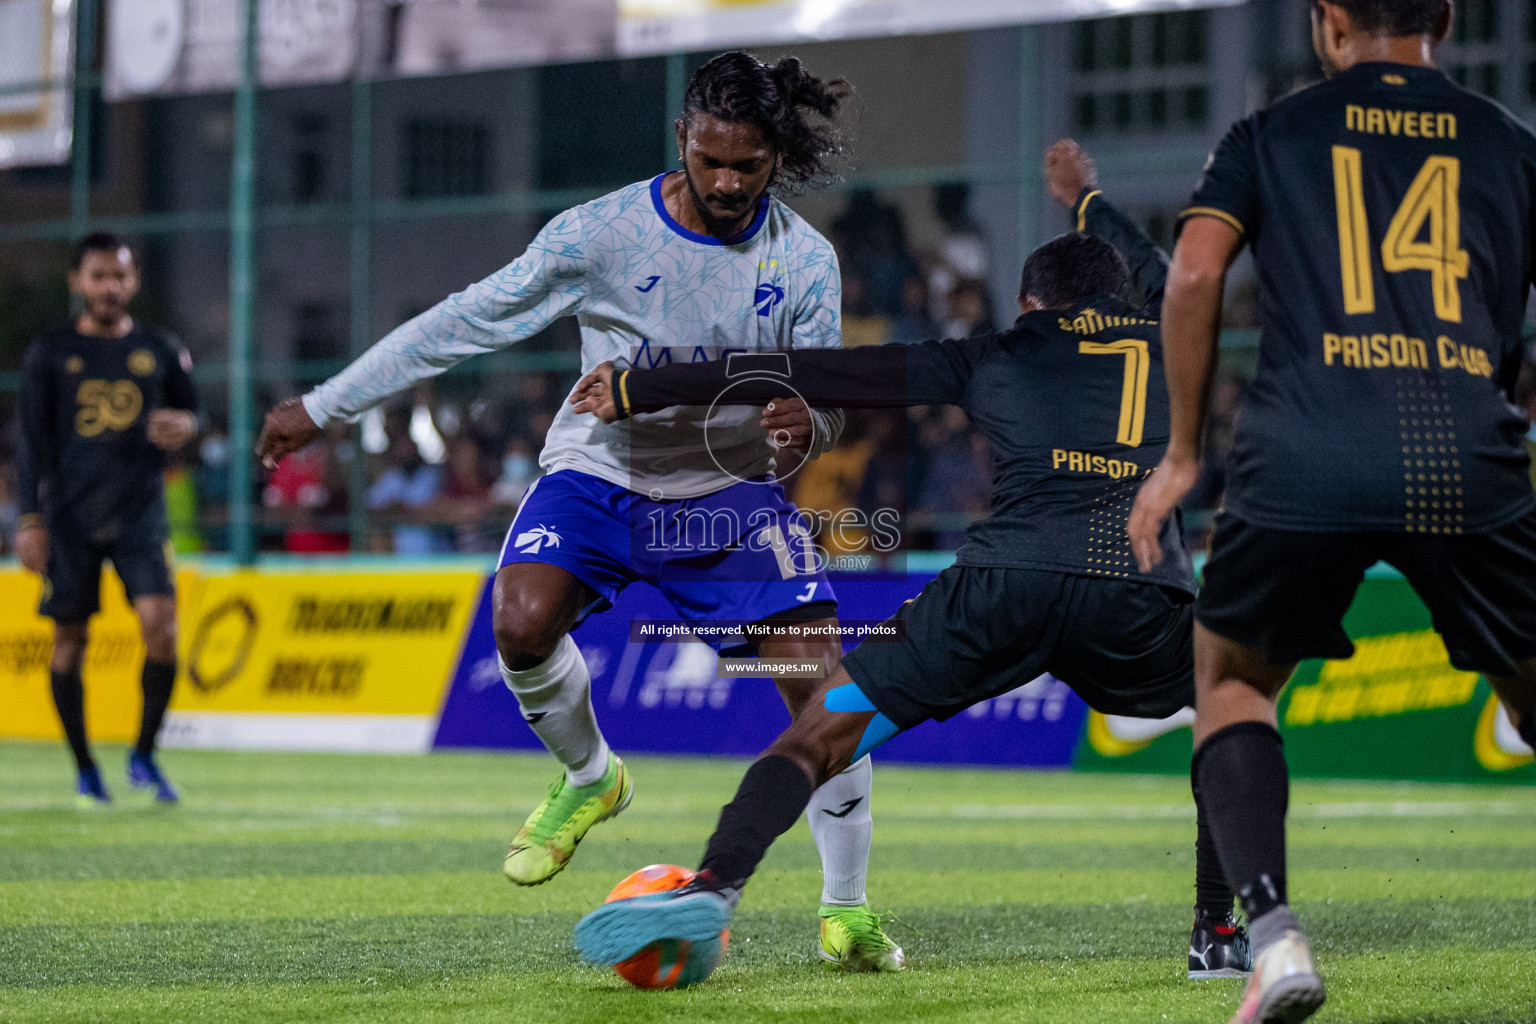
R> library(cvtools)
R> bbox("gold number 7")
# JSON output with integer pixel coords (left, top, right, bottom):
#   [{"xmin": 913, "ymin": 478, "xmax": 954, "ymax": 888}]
[{"xmin": 1079, "ymin": 338, "xmax": 1150, "ymax": 447}]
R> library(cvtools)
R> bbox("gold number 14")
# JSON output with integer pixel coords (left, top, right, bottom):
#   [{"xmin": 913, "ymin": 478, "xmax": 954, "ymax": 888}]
[{"xmin": 1332, "ymin": 145, "xmax": 1469, "ymax": 322}]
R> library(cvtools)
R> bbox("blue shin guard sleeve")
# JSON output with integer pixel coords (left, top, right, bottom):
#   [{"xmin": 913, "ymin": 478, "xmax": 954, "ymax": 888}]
[{"xmin": 823, "ymin": 683, "xmax": 901, "ymax": 762}]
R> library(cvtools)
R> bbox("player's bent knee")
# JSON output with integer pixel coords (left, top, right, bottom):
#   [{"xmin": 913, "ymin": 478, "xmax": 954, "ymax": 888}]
[{"xmin": 767, "ymin": 688, "xmax": 891, "ymax": 783}]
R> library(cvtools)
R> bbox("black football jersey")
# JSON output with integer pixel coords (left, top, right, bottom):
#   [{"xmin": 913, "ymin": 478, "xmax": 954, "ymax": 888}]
[
  {"xmin": 17, "ymin": 324, "xmax": 198, "ymax": 541},
  {"xmin": 1183, "ymin": 61, "xmax": 1536, "ymax": 533},
  {"xmin": 622, "ymin": 194, "xmax": 1197, "ymax": 593}
]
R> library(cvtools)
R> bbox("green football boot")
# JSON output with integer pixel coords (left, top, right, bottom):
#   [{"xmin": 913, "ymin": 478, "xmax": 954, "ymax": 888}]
[
  {"xmin": 817, "ymin": 903, "xmax": 907, "ymax": 972},
  {"xmin": 503, "ymin": 754, "xmax": 632, "ymax": 886}
]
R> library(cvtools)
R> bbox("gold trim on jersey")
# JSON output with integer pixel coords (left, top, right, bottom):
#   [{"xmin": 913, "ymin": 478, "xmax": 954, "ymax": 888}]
[
  {"xmin": 617, "ymin": 369, "xmax": 632, "ymax": 419},
  {"xmin": 1075, "ymin": 190, "xmax": 1103, "ymax": 232},
  {"xmin": 1177, "ymin": 206, "xmax": 1246, "ymax": 238}
]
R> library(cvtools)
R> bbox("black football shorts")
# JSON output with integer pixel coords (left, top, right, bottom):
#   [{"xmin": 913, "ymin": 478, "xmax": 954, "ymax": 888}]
[
  {"xmin": 1197, "ymin": 507, "xmax": 1536, "ymax": 676},
  {"xmin": 842, "ymin": 565, "xmax": 1195, "ymax": 730},
  {"xmin": 39, "ymin": 511, "xmax": 174, "ymax": 624}
]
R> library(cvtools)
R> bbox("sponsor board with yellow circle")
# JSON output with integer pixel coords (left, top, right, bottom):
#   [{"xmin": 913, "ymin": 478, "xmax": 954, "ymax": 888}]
[{"xmin": 171, "ymin": 569, "xmax": 483, "ymax": 718}]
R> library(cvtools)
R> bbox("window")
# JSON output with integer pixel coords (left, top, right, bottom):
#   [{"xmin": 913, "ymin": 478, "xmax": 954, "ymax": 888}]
[
  {"xmin": 402, "ymin": 118, "xmax": 492, "ymax": 198},
  {"xmin": 1070, "ymin": 12, "xmax": 1210, "ymax": 135}
]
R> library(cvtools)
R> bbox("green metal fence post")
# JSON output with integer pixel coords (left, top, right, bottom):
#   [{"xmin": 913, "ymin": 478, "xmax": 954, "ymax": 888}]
[
  {"xmin": 348, "ymin": 76, "xmax": 373, "ymax": 550},
  {"xmin": 228, "ymin": 0, "xmax": 259, "ymax": 564},
  {"xmin": 664, "ymin": 53, "xmax": 687, "ymax": 167},
  {"xmin": 69, "ymin": 0, "xmax": 98, "ymax": 238}
]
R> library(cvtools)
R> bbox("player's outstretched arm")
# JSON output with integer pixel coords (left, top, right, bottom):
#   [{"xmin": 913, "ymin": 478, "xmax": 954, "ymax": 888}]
[
  {"xmin": 1077, "ymin": 194, "xmax": 1169, "ymax": 313},
  {"xmin": 570, "ymin": 342, "xmax": 983, "ymax": 423},
  {"xmin": 256, "ymin": 397, "xmax": 321, "ymax": 470},
  {"xmin": 1127, "ymin": 214, "xmax": 1240, "ymax": 571},
  {"xmin": 1045, "ymin": 140, "xmax": 1170, "ymax": 312}
]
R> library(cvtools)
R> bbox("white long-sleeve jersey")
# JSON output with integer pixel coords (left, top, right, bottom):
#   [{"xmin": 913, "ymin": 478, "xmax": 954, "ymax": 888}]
[{"xmin": 303, "ymin": 174, "xmax": 845, "ymax": 500}]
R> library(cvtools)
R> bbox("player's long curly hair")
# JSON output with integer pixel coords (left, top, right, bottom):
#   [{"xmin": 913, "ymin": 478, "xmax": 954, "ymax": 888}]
[{"xmin": 681, "ymin": 51, "xmax": 852, "ymax": 194}]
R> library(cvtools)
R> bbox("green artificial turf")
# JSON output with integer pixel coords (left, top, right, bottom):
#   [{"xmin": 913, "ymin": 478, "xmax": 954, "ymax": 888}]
[{"xmin": 2, "ymin": 741, "xmax": 1533, "ymax": 1023}]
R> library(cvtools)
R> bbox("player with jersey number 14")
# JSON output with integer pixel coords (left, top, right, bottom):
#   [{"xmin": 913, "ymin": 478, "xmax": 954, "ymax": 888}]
[{"xmin": 1127, "ymin": 2, "xmax": 1536, "ymax": 1021}]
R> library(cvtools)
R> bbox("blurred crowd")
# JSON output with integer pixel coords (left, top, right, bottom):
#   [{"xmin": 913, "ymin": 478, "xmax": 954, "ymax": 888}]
[{"xmin": 5, "ymin": 184, "xmax": 1532, "ymax": 561}]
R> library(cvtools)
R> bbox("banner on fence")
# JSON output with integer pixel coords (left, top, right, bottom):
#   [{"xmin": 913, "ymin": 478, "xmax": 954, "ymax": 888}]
[
  {"xmin": 1073, "ymin": 574, "xmax": 1536, "ymax": 783},
  {"xmin": 163, "ymin": 568, "xmax": 482, "ymax": 752},
  {"xmin": 5, "ymin": 556, "xmax": 1528, "ymax": 780},
  {"xmin": 0, "ymin": 566, "xmax": 202, "ymax": 742},
  {"xmin": 432, "ymin": 572, "xmax": 1087, "ymax": 768}
]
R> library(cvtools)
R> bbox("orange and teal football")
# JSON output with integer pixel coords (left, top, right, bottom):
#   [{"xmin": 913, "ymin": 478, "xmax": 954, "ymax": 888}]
[{"xmin": 605, "ymin": 865, "xmax": 729, "ymax": 989}]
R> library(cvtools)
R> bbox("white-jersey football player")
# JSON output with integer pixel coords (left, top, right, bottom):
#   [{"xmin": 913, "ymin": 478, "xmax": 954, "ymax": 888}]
[{"xmin": 256, "ymin": 51, "xmax": 904, "ymax": 972}]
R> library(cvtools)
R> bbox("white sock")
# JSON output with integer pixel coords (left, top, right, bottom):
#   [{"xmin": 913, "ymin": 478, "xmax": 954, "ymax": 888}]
[
  {"xmin": 500, "ymin": 634, "xmax": 611, "ymax": 787},
  {"xmin": 805, "ymin": 754, "xmax": 873, "ymax": 906}
]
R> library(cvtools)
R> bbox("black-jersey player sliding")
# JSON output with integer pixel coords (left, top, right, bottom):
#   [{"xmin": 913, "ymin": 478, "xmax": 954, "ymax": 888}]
[
  {"xmin": 567, "ymin": 141, "xmax": 1252, "ymax": 983},
  {"xmin": 1123, "ymin": 2, "xmax": 1536, "ymax": 1022},
  {"xmin": 15, "ymin": 234, "xmax": 198, "ymax": 806}
]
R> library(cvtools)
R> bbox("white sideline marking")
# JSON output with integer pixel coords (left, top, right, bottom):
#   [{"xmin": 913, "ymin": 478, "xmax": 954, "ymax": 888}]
[{"xmin": 160, "ymin": 712, "xmax": 437, "ymax": 754}]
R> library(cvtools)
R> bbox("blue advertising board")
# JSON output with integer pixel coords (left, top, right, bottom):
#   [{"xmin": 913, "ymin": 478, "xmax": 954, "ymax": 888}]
[{"xmin": 432, "ymin": 572, "xmax": 1088, "ymax": 767}]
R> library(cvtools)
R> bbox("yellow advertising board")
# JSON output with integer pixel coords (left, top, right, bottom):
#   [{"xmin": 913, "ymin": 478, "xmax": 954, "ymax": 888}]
[
  {"xmin": 0, "ymin": 566, "xmax": 202, "ymax": 743},
  {"xmin": 3, "ymin": 564, "xmax": 482, "ymax": 754},
  {"xmin": 165, "ymin": 569, "xmax": 483, "ymax": 752}
]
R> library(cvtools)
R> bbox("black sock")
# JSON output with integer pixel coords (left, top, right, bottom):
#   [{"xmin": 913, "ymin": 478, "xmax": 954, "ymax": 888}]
[
  {"xmin": 50, "ymin": 669, "xmax": 94, "ymax": 773},
  {"xmin": 1519, "ymin": 711, "xmax": 1536, "ymax": 752},
  {"xmin": 1194, "ymin": 721, "xmax": 1289, "ymax": 922},
  {"xmin": 136, "ymin": 660, "xmax": 177, "ymax": 757},
  {"xmin": 698, "ymin": 755, "xmax": 816, "ymax": 890},
  {"xmin": 1191, "ymin": 758, "xmax": 1237, "ymax": 919}
]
